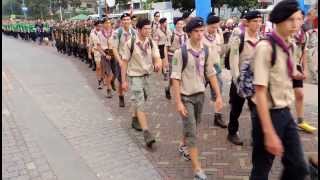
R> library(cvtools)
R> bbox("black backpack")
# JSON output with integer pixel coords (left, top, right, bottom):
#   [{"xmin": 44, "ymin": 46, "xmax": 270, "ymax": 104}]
[{"xmin": 224, "ymin": 32, "xmax": 245, "ymax": 70}]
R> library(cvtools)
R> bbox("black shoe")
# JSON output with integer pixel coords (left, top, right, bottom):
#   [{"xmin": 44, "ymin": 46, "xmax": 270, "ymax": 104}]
[
  {"xmin": 89, "ymin": 61, "xmax": 93, "ymax": 68},
  {"xmin": 85, "ymin": 59, "xmax": 90, "ymax": 64},
  {"xmin": 111, "ymin": 80, "xmax": 116, "ymax": 91},
  {"xmin": 143, "ymin": 130, "xmax": 155, "ymax": 148},
  {"xmin": 97, "ymin": 79, "xmax": 103, "ymax": 90},
  {"xmin": 165, "ymin": 87, "xmax": 171, "ymax": 100},
  {"xmin": 131, "ymin": 117, "xmax": 142, "ymax": 131},
  {"xmin": 119, "ymin": 96, "xmax": 125, "ymax": 107},
  {"xmin": 214, "ymin": 113, "xmax": 227, "ymax": 128},
  {"xmin": 92, "ymin": 62, "xmax": 96, "ymax": 71},
  {"xmin": 227, "ymin": 133, "xmax": 243, "ymax": 146}
]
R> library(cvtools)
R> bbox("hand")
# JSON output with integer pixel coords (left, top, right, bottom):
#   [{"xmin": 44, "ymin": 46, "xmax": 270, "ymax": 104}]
[
  {"xmin": 154, "ymin": 61, "xmax": 162, "ymax": 72},
  {"xmin": 121, "ymin": 80, "xmax": 129, "ymax": 92},
  {"xmin": 105, "ymin": 55, "xmax": 112, "ymax": 60},
  {"xmin": 214, "ymin": 95, "xmax": 224, "ymax": 112},
  {"xmin": 176, "ymin": 102, "xmax": 188, "ymax": 117},
  {"xmin": 292, "ymin": 72, "xmax": 306, "ymax": 80},
  {"xmin": 264, "ymin": 132, "xmax": 284, "ymax": 157}
]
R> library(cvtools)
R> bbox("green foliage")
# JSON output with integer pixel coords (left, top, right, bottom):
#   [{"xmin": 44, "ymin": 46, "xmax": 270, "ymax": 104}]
[{"xmin": 172, "ymin": 0, "xmax": 195, "ymax": 14}]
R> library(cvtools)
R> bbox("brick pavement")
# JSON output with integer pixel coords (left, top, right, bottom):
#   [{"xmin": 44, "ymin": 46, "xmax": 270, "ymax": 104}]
[{"xmin": 75, "ymin": 57, "xmax": 318, "ymax": 180}]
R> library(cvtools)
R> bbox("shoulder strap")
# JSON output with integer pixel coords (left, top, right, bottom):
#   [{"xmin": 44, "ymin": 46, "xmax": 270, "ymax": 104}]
[
  {"xmin": 204, "ymin": 45, "xmax": 209, "ymax": 65},
  {"xmin": 239, "ymin": 32, "xmax": 245, "ymax": 53},
  {"xmin": 181, "ymin": 44, "xmax": 188, "ymax": 72},
  {"xmin": 117, "ymin": 28, "xmax": 123, "ymax": 49},
  {"xmin": 267, "ymin": 36, "xmax": 277, "ymax": 67},
  {"xmin": 129, "ymin": 36, "xmax": 136, "ymax": 61},
  {"xmin": 148, "ymin": 38, "xmax": 153, "ymax": 49},
  {"xmin": 170, "ymin": 32, "xmax": 175, "ymax": 44}
]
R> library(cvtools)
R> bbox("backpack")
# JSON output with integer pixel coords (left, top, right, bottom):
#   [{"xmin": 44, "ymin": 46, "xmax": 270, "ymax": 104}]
[
  {"xmin": 117, "ymin": 28, "xmax": 136, "ymax": 50},
  {"xmin": 127, "ymin": 36, "xmax": 154, "ymax": 61},
  {"xmin": 181, "ymin": 43, "xmax": 209, "ymax": 83},
  {"xmin": 224, "ymin": 32, "xmax": 245, "ymax": 70},
  {"xmin": 236, "ymin": 36, "xmax": 277, "ymax": 98}
]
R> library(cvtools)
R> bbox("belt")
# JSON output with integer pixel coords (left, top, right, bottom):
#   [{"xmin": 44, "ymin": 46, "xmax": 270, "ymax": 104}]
[
  {"xmin": 181, "ymin": 92, "xmax": 204, "ymax": 97},
  {"xmin": 130, "ymin": 74, "xmax": 150, "ymax": 78}
]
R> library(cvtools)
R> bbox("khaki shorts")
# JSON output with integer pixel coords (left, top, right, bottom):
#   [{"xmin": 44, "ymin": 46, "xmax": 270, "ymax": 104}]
[
  {"xmin": 181, "ymin": 92, "xmax": 205, "ymax": 148},
  {"xmin": 129, "ymin": 76, "xmax": 150, "ymax": 112},
  {"xmin": 93, "ymin": 52, "xmax": 101, "ymax": 64}
]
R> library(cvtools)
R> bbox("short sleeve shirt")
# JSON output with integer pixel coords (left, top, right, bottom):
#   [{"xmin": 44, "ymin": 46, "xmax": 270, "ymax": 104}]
[
  {"xmin": 153, "ymin": 28, "xmax": 172, "ymax": 46},
  {"xmin": 97, "ymin": 29, "xmax": 113, "ymax": 50},
  {"xmin": 112, "ymin": 28, "xmax": 136, "ymax": 57},
  {"xmin": 122, "ymin": 38, "xmax": 160, "ymax": 76},
  {"xmin": 168, "ymin": 30, "xmax": 187, "ymax": 55},
  {"xmin": 251, "ymin": 40, "xmax": 296, "ymax": 109},
  {"xmin": 171, "ymin": 40, "xmax": 216, "ymax": 96}
]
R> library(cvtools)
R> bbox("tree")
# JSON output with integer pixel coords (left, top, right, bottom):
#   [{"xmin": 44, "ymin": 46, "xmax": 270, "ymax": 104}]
[
  {"xmin": 172, "ymin": 0, "xmax": 195, "ymax": 14},
  {"xmin": 226, "ymin": 0, "xmax": 259, "ymax": 14}
]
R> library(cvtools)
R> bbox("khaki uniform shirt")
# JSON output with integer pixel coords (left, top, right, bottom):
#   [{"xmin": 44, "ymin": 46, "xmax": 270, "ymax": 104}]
[
  {"xmin": 122, "ymin": 38, "xmax": 160, "ymax": 76},
  {"xmin": 153, "ymin": 28, "xmax": 172, "ymax": 46},
  {"xmin": 168, "ymin": 30, "xmax": 187, "ymax": 56},
  {"xmin": 251, "ymin": 40, "xmax": 298, "ymax": 109},
  {"xmin": 171, "ymin": 40, "xmax": 217, "ymax": 96},
  {"xmin": 89, "ymin": 28, "xmax": 100, "ymax": 56},
  {"xmin": 151, "ymin": 21, "xmax": 160, "ymax": 38},
  {"xmin": 97, "ymin": 29, "xmax": 113, "ymax": 50},
  {"xmin": 112, "ymin": 28, "xmax": 136, "ymax": 58},
  {"xmin": 292, "ymin": 31, "xmax": 309, "ymax": 65},
  {"xmin": 229, "ymin": 30, "xmax": 259, "ymax": 83},
  {"xmin": 202, "ymin": 32, "xmax": 222, "ymax": 65}
]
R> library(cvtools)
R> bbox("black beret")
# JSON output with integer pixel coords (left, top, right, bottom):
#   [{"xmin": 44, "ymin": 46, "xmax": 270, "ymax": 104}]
[
  {"xmin": 244, "ymin": 10, "xmax": 262, "ymax": 20},
  {"xmin": 240, "ymin": 10, "xmax": 248, "ymax": 19},
  {"xmin": 136, "ymin": 18, "xmax": 151, "ymax": 29},
  {"xmin": 207, "ymin": 15, "xmax": 220, "ymax": 24},
  {"xmin": 159, "ymin": 17, "xmax": 167, "ymax": 24},
  {"xmin": 186, "ymin": 17, "xmax": 205, "ymax": 33},
  {"xmin": 173, "ymin": 17, "xmax": 184, "ymax": 25},
  {"xmin": 94, "ymin": 20, "xmax": 102, "ymax": 26},
  {"xmin": 154, "ymin": 11, "xmax": 160, "ymax": 17},
  {"xmin": 270, "ymin": 0, "xmax": 301, "ymax": 24},
  {"xmin": 121, "ymin": 13, "xmax": 131, "ymax": 20}
]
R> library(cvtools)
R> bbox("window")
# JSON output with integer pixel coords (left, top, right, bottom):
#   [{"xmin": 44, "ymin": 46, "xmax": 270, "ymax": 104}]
[{"xmin": 87, "ymin": 3, "xmax": 92, "ymax": 8}]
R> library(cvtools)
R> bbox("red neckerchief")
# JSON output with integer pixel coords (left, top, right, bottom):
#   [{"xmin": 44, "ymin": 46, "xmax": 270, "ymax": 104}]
[
  {"xmin": 101, "ymin": 29, "xmax": 112, "ymax": 39},
  {"xmin": 136, "ymin": 39, "xmax": 150, "ymax": 57}
]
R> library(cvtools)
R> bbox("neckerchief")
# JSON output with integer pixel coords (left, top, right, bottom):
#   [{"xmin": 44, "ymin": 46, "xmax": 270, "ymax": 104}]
[
  {"xmin": 188, "ymin": 48, "xmax": 205, "ymax": 77},
  {"xmin": 268, "ymin": 31, "xmax": 294, "ymax": 78},
  {"xmin": 102, "ymin": 29, "xmax": 112, "ymax": 39},
  {"xmin": 136, "ymin": 40, "xmax": 150, "ymax": 57},
  {"xmin": 204, "ymin": 33, "xmax": 215, "ymax": 43},
  {"xmin": 174, "ymin": 30, "xmax": 186, "ymax": 46}
]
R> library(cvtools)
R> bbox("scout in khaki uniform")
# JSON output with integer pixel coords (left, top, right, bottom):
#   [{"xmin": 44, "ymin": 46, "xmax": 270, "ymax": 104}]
[
  {"xmin": 151, "ymin": 11, "xmax": 160, "ymax": 38},
  {"xmin": 89, "ymin": 20, "xmax": 103, "ymax": 89},
  {"xmin": 227, "ymin": 11, "xmax": 262, "ymax": 146},
  {"xmin": 250, "ymin": 1, "xmax": 309, "ymax": 179},
  {"xmin": 292, "ymin": 26, "xmax": 317, "ymax": 133},
  {"xmin": 171, "ymin": 17, "xmax": 223, "ymax": 180},
  {"xmin": 153, "ymin": 17, "xmax": 172, "ymax": 80},
  {"xmin": 120, "ymin": 18, "xmax": 162, "ymax": 148},
  {"xmin": 97, "ymin": 18, "xmax": 115, "ymax": 98},
  {"xmin": 165, "ymin": 17, "xmax": 187, "ymax": 99},
  {"xmin": 203, "ymin": 14, "xmax": 227, "ymax": 128},
  {"xmin": 112, "ymin": 13, "xmax": 136, "ymax": 108}
]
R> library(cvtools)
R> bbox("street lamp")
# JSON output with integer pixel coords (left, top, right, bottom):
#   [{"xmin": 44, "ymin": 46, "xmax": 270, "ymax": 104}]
[{"xmin": 21, "ymin": 0, "xmax": 27, "ymax": 19}]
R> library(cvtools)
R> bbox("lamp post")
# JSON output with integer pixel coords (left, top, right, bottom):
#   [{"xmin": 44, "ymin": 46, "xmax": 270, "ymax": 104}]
[{"xmin": 22, "ymin": 0, "xmax": 27, "ymax": 19}]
